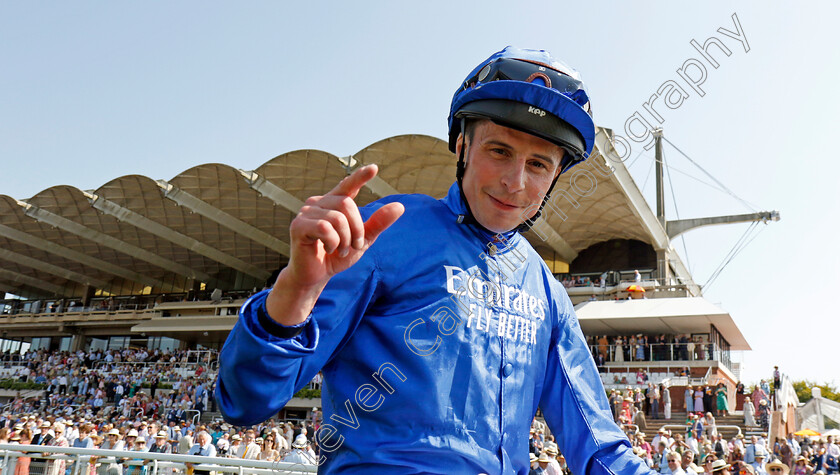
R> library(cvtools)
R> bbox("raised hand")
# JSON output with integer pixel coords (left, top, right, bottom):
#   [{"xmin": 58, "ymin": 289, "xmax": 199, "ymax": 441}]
[{"xmin": 265, "ymin": 164, "xmax": 404, "ymax": 326}]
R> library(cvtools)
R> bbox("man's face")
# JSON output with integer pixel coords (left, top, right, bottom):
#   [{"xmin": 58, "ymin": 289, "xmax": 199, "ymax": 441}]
[
  {"xmin": 457, "ymin": 120, "xmax": 564, "ymax": 233},
  {"xmin": 667, "ymin": 456, "xmax": 681, "ymax": 470}
]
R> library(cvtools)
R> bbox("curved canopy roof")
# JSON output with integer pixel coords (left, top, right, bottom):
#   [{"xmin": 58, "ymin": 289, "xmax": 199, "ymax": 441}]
[{"xmin": 0, "ymin": 128, "xmax": 684, "ymax": 299}]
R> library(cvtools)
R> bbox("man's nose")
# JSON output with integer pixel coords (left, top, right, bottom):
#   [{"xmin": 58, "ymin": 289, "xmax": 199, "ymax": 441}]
[{"xmin": 500, "ymin": 161, "xmax": 526, "ymax": 192}]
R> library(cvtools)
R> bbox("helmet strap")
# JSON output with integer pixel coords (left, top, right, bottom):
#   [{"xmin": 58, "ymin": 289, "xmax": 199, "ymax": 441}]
[
  {"xmin": 456, "ymin": 118, "xmax": 479, "ymax": 226},
  {"xmin": 515, "ymin": 173, "xmax": 560, "ymax": 232}
]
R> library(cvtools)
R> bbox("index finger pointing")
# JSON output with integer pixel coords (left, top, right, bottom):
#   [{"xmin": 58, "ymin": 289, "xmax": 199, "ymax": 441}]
[{"xmin": 327, "ymin": 164, "xmax": 378, "ymax": 199}]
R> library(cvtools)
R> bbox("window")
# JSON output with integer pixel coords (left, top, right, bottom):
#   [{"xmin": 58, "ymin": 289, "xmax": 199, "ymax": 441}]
[
  {"xmin": 30, "ymin": 337, "xmax": 51, "ymax": 351},
  {"xmin": 148, "ymin": 337, "xmax": 180, "ymax": 352}
]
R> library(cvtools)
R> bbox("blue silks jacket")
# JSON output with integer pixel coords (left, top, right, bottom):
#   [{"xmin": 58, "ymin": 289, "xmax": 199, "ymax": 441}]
[{"xmin": 217, "ymin": 183, "xmax": 654, "ymax": 474}]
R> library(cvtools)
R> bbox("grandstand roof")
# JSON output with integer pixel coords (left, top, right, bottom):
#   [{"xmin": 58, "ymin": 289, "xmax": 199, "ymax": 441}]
[{"xmin": 0, "ymin": 128, "xmax": 692, "ymax": 299}]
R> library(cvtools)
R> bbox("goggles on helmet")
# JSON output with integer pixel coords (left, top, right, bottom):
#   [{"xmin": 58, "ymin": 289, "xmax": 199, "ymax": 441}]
[{"xmin": 460, "ymin": 57, "xmax": 591, "ymax": 114}]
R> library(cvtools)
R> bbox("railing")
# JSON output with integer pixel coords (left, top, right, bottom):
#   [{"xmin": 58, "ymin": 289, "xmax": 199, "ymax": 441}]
[
  {"xmin": 0, "ymin": 302, "xmax": 155, "ymax": 317},
  {"xmin": 622, "ymin": 423, "xmax": 639, "ymax": 435},
  {"xmin": 185, "ymin": 410, "xmax": 201, "ymax": 427},
  {"xmin": 93, "ymin": 359, "xmax": 217, "ymax": 378},
  {"xmin": 702, "ymin": 366, "xmax": 713, "ymax": 385},
  {"xmin": 589, "ymin": 342, "xmax": 723, "ymax": 363},
  {"xmin": 184, "ymin": 350, "xmax": 217, "ymax": 365},
  {"xmin": 658, "ymin": 424, "xmax": 742, "ymax": 438},
  {"xmin": 0, "ymin": 444, "xmax": 317, "ymax": 475},
  {"xmin": 1, "ymin": 290, "xmax": 256, "ymax": 317}
]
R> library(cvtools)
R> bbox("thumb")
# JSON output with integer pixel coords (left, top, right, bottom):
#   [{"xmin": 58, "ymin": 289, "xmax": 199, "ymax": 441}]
[{"xmin": 363, "ymin": 202, "xmax": 405, "ymax": 245}]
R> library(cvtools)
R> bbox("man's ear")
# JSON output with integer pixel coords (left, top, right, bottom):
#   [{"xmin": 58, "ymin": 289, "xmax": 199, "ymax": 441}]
[
  {"xmin": 553, "ymin": 149, "xmax": 567, "ymax": 180},
  {"xmin": 455, "ymin": 132, "xmax": 466, "ymax": 159}
]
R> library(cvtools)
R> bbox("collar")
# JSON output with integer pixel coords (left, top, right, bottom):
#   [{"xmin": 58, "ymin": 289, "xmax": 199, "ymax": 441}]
[{"xmin": 441, "ymin": 182, "xmax": 522, "ymax": 249}]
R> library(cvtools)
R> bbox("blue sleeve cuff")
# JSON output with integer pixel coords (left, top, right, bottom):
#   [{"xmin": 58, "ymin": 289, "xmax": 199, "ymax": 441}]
[{"xmin": 256, "ymin": 296, "xmax": 312, "ymax": 339}]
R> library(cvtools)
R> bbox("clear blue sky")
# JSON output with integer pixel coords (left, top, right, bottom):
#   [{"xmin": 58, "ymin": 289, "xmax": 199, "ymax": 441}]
[{"xmin": 2, "ymin": 1, "xmax": 838, "ymax": 387}]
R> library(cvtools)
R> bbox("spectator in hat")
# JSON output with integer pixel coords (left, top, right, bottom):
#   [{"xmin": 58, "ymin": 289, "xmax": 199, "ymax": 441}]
[
  {"xmin": 758, "ymin": 400, "xmax": 771, "ymax": 432},
  {"xmin": 543, "ymin": 445, "xmax": 562, "ymax": 474},
  {"xmin": 228, "ymin": 433, "xmax": 242, "ymax": 457},
  {"xmin": 765, "ymin": 459, "xmax": 789, "ymax": 475},
  {"xmin": 283, "ymin": 435, "xmax": 316, "ymax": 465},
  {"xmin": 14, "ymin": 429, "xmax": 32, "ymax": 475},
  {"xmin": 686, "ymin": 386, "xmax": 695, "ymax": 414},
  {"xmin": 96, "ymin": 429, "xmax": 124, "ymax": 475},
  {"xmin": 32, "ymin": 421, "xmax": 53, "ymax": 446},
  {"xmin": 792, "ymin": 455, "xmax": 811, "ymax": 475},
  {"xmin": 215, "ymin": 433, "xmax": 230, "ymax": 456},
  {"xmin": 535, "ymin": 452, "xmax": 553, "ymax": 473},
  {"xmin": 124, "ymin": 428, "xmax": 138, "ymax": 451},
  {"xmin": 730, "ymin": 460, "xmax": 755, "ymax": 474},
  {"xmin": 652, "ymin": 427, "xmax": 669, "ymax": 451},
  {"xmin": 124, "ymin": 437, "xmax": 148, "ymax": 475},
  {"xmin": 148, "ymin": 432, "xmax": 171, "ymax": 454},
  {"xmin": 633, "ymin": 446, "xmax": 653, "ymax": 469},
  {"xmin": 751, "ymin": 446, "xmax": 769, "ymax": 474},
  {"xmin": 528, "ymin": 452, "xmax": 540, "ymax": 474},
  {"xmin": 710, "ymin": 459, "xmax": 732, "ymax": 474}
]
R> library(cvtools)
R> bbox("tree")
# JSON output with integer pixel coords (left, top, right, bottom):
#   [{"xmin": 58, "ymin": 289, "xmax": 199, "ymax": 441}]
[{"xmin": 792, "ymin": 380, "xmax": 840, "ymax": 404}]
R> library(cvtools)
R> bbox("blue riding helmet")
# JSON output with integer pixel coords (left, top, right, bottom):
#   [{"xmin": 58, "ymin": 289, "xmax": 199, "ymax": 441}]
[{"xmin": 448, "ymin": 46, "xmax": 595, "ymax": 175}]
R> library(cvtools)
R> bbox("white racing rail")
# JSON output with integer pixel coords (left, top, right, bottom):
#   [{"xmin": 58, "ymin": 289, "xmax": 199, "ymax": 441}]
[{"xmin": 0, "ymin": 444, "xmax": 317, "ymax": 475}]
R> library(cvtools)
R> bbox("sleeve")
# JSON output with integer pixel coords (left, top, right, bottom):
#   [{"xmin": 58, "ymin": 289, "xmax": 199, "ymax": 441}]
[
  {"xmin": 215, "ymin": 247, "xmax": 382, "ymax": 426},
  {"xmin": 538, "ymin": 290, "xmax": 655, "ymax": 475}
]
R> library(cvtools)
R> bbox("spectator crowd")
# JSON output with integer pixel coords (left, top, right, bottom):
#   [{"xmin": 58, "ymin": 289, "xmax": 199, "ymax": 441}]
[
  {"xmin": 0, "ymin": 347, "xmax": 821, "ymax": 475},
  {"xmin": 0, "ymin": 346, "xmax": 326, "ymax": 474}
]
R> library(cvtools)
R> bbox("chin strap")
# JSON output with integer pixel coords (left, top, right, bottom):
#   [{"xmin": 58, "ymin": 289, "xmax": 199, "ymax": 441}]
[
  {"xmin": 456, "ymin": 118, "xmax": 480, "ymax": 227},
  {"xmin": 515, "ymin": 174, "xmax": 560, "ymax": 233}
]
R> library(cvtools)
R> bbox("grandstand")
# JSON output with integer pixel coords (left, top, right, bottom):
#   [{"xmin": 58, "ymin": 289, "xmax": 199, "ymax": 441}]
[{"xmin": 0, "ymin": 128, "xmax": 770, "ymax": 437}]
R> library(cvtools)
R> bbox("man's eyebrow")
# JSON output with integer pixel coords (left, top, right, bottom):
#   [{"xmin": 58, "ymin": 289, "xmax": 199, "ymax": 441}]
[{"xmin": 484, "ymin": 139, "xmax": 560, "ymax": 166}]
